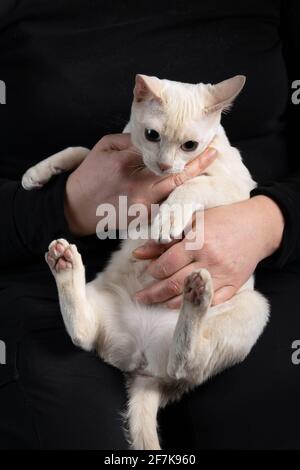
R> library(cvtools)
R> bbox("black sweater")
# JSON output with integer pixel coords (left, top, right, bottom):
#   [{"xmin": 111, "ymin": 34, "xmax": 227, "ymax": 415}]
[{"xmin": 0, "ymin": 0, "xmax": 300, "ymax": 285}]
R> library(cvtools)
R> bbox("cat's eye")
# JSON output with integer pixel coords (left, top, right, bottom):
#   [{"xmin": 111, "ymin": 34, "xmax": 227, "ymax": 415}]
[
  {"xmin": 145, "ymin": 129, "xmax": 161, "ymax": 142},
  {"xmin": 181, "ymin": 141, "xmax": 199, "ymax": 152}
]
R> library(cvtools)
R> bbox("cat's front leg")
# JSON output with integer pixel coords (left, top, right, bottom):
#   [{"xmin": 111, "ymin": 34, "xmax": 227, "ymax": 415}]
[
  {"xmin": 151, "ymin": 182, "xmax": 204, "ymax": 243},
  {"xmin": 151, "ymin": 174, "xmax": 245, "ymax": 243},
  {"xmin": 46, "ymin": 239, "xmax": 100, "ymax": 350},
  {"xmin": 22, "ymin": 146, "xmax": 89, "ymax": 190}
]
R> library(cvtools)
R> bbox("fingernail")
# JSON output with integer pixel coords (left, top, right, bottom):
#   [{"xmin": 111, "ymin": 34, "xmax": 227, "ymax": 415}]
[
  {"xmin": 132, "ymin": 246, "xmax": 146, "ymax": 256},
  {"xmin": 166, "ymin": 303, "xmax": 176, "ymax": 310},
  {"xmin": 133, "ymin": 293, "xmax": 146, "ymax": 303}
]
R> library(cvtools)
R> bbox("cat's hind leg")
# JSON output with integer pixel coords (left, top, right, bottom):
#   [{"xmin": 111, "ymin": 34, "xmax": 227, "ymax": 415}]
[
  {"xmin": 167, "ymin": 269, "xmax": 213, "ymax": 381},
  {"xmin": 46, "ymin": 239, "xmax": 100, "ymax": 351},
  {"xmin": 167, "ymin": 269, "xmax": 269, "ymax": 385},
  {"xmin": 22, "ymin": 146, "xmax": 89, "ymax": 190}
]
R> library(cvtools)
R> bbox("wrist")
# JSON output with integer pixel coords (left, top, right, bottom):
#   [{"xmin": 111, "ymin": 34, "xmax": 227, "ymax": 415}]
[
  {"xmin": 64, "ymin": 173, "xmax": 93, "ymax": 236},
  {"xmin": 248, "ymin": 195, "xmax": 285, "ymax": 260}
]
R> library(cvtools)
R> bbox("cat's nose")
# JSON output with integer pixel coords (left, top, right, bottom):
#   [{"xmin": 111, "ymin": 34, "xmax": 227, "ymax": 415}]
[{"xmin": 158, "ymin": 162, "xmax": 172, "ymax": 172}]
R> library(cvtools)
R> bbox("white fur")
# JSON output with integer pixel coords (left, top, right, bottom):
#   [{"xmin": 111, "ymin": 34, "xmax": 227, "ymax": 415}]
[
  {"xmin": 23, "ymin": 74, "xmax": 269, "ymax": 450},
  {"xmin": 22, "ymin": 147, "xmax": 89, "ymax": 190}
]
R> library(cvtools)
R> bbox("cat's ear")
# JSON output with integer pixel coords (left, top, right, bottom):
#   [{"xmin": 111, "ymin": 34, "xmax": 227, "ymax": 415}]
[
  {"xmin": 204, "ymin": 75, "xmax": 246, "ymax": 114},
  {"xmin": 134, "ymin": 74, "xmax": 163, "ymax": 103}
]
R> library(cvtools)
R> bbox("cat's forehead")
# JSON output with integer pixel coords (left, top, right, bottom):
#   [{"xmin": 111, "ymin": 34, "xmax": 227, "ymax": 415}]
[
  {"xmin": 144, "ymin": 98, "xmax": 212, "ymax": 141},
  {"xmin": 160, "ymin": 81, "xmax": 211, "ymax": 138},
  {"xmin": 162, "ymin": 80, "xmax": 207, "ymax": 102}
]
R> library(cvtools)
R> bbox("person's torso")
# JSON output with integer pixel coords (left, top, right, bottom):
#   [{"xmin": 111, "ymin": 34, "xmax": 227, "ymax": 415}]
[{"xmin": 0, "ymin": 0, "xmax": 289, "ymax": 184}]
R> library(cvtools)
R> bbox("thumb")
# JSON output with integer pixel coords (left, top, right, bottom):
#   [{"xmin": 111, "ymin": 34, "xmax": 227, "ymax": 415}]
[
  {"xmin": 212, "ymin": 285, "xmax": 237, "ymax": 306},
  {"xmin": 184, "ymin": 146, "xmax": 218, "ymax": 178},
  {"xmin": 153, "ymin": 147, "xmax": 217, "ymax": 202}
]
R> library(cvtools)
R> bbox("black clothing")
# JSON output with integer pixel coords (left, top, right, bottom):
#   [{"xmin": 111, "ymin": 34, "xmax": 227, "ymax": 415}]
[{"xmin": 0, "ymin": 0, "xmax": 300, "ymax": 449}]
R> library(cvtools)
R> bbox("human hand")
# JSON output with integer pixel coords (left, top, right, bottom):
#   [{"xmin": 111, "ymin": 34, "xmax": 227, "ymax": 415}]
[
  {"xmin": 133, "ymin": 196, "xmax": 284, "ymax": 307},
  {"xmin": 64, "ymin": 134, "xmax": 217, "ymax": 235}
]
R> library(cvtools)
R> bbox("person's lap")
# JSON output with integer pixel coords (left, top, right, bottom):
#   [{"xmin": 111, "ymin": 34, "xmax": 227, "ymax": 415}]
[
  {"xmin": 0, "ymin": 327, "xmax": 128, "ymax": 450},
  {"xmin": 0, "ymin": 274, "xmax": 128, "ymax": 450},
  {"xmin": 0, "ymin": 263, "xmax": 299, "ymax": 449},
  {"xmin": 160, "ymin": 263, "xmax": 300, "ymax": 450}
]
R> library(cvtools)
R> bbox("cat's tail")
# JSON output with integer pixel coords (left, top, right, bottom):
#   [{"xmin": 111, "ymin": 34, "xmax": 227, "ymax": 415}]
[{"xmin": 126, "ymin": 375, "xmax": 161, "ymax": 450}]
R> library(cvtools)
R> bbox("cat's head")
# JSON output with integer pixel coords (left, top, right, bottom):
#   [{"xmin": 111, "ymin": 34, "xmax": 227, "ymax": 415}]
[{"xmin": 129, "ymin": 74, "xmax": 246, "ymax": 175}]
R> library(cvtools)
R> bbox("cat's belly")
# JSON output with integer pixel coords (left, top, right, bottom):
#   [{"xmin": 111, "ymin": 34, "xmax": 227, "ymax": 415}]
[{"xmin": 103, "ymin": 302, "xmax": 179, "ymax": 379}]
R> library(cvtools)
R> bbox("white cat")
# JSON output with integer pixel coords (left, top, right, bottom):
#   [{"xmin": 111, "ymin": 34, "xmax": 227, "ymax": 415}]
[{"xmin": 22, "ymin": 74, "xmax": 269, "ymax": 450}]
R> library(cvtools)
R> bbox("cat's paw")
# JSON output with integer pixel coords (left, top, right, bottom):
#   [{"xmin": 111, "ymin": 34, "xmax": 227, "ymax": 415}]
[
  {"xmin": 151, "ymin": 203, "xmax": 195, "ymax": 244},
  {"xmin": 45, "ymin": 239, "xmax": 82, "ymax": 277},
  {"xmin": 183, "ymin": 269, "xmax": 213, "ymax": 310},
  {"xmin": 22, "ymin": 166, "xmax": 49, "ymax": 190},
  {"xmin": 22, "ymin": 165, "xmax": 63, "ymax": 190}
]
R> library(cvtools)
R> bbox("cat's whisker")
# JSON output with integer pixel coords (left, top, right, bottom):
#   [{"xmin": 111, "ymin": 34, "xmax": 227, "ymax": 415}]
[
  {"xmin": 129, "ymin": 149, "xmax": 143, "ymax": 157},
  {"xmin": 128, "ymin": 164, "xmax": 144, "ymax": 171},
  {"xmin": 129, "ymin": 168, "xmax": 141, "ymax": 177},
  {"xmin": 128, "ymin": 162, "xmax": 146, "ymax": 176}
]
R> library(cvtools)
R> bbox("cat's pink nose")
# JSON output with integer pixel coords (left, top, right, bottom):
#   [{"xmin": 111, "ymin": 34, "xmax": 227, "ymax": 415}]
[{"xmin": 158, "ymin": 162, "xmax": 172, "ymax": 172}]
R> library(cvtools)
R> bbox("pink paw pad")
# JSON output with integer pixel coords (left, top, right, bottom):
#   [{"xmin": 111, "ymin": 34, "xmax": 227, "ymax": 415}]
[
  {"xmin": 47, "ymin": 241, "xmax": 73, "ymax": 272},
  {"xmin": 184, "ymin": 272, "xmax": 205, "ymax": 305}
]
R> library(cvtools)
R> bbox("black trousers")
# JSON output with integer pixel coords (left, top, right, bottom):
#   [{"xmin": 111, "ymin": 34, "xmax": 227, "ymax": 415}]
[{"xmin": 1, "ymin": 263, "xmax": 300, "ymax": 450}]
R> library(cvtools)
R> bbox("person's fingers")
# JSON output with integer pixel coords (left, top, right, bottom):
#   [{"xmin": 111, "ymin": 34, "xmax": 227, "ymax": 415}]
[
  {"xmin": 165, "ymin": 295, "xmax": 183, "ymax": 309},
  {"xmin": 152, "ymin": 147, "xmax": 217, "ymax": 201},
  {"xmin": 147, "ymin": 241, "xmax": 194, "ymax": 279},
  {"xmin": 132, "ymin": 240, "xmax": 173, "ymax": 260},
  {"xmin": 212, "ymin": 285, "xmax": 237, "ymax": 306},
  {"xmin": 134, "ymin": 263, "xmax": 199, "ymax": 304},
  {"xmin": 185, "ymin": 146, "xmax": 218, "ymax": 176}
]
